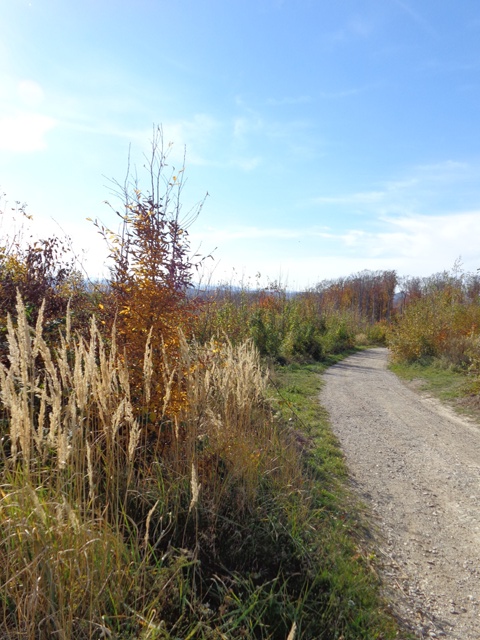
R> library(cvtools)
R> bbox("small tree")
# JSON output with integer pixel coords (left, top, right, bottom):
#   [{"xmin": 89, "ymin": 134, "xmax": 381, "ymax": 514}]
[{"xmin": 92, "ymin": 126, "xmax": 208, "ymax": 428}]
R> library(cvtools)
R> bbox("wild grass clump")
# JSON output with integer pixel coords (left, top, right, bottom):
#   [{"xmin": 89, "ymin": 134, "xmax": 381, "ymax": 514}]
[{"xmin": 0, "ymin": 300, "xmax": 243, "ymax": 635}]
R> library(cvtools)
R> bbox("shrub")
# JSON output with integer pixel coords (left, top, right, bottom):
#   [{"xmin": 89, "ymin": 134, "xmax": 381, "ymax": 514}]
[
  {"xmin": 365, "ymin": 320, "xmax": 389, "ymax": 346},
  {"xmin": 388, "ymin": 287, "xmax": 480, "ymax": 368},
  {"xmin": 0, "ymin": 195, "xmax": 90, "ymax": 344},
  {"xmin": 321, "ymin": 316, "xmax": 356, "ymax": 354},
  {"xmin": 92, "ymin": 127, "xmax": 208, "ymax": 420}
]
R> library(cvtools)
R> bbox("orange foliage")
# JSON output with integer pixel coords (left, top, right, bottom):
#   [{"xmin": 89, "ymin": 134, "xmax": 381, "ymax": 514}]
[
  {"xmin": 93, "ymin": 128, "xmax": 207, "ymax": 440},
  {"xmin": 314, "ymin": 270, "xmax": 397, "ymax": 323},
  {"xmin": 388, "ymin": 280, "xmax": 480, "ymax": 367}
]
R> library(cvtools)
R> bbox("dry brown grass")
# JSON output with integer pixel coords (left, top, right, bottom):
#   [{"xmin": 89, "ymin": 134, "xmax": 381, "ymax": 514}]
[{"xmin": 0, "ymin": 294, "xmax": 302, "ymax": 638}]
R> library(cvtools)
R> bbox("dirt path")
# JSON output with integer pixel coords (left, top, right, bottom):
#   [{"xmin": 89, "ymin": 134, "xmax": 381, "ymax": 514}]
[{"xmin": 320, "ymin": 348, "xmax": 480, "ymax": 640}]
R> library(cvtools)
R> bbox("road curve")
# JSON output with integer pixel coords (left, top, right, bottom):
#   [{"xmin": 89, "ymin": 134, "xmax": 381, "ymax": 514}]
[{"xmin": 321, "ymin": 348, "xmax": 480, "ymax": 640}]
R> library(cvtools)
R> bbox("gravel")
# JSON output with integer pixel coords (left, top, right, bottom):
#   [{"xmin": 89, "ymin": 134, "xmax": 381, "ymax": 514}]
[{"xmin": 320, "ymin": 348, "xmax": 480, "ymax": 640}]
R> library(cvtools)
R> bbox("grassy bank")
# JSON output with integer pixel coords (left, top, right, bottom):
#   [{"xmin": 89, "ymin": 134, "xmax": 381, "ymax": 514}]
[
  {"xmin": 389, "ymin": 358, "xmax": 480, "ymax": 421},
  {"xmin": 0, "ymin": 298, "xmax": 399, "ymax": 638}
]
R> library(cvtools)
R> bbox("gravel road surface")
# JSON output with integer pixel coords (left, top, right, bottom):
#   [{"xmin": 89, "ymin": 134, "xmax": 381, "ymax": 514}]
[{"xmin": 320, "ymin": 348, "xmax": 480, "ymax": 639}]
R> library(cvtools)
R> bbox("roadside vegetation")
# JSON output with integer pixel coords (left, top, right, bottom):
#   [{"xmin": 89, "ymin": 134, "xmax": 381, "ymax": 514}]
[
  {"xmin": 390, "ymin": 359, "xmax": 473, "ymax": 402},
  {"xmin": 387, "ymin": 266, "xmax": 480, "ymax": 413},
  {"xmin": 4, "ymin": 128, "xmax": 480, "ymax": 638}
]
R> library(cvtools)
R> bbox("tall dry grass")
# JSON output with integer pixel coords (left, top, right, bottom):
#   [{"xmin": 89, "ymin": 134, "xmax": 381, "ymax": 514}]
[{"xmin": 0, "ymin": 294, "xmax": 304, "ymax": 638}]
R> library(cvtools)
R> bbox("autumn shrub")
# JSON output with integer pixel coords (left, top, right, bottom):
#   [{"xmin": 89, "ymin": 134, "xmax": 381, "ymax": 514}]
[
  {"xmin": 282, "ymin": 318, "xmax": 324, "ymax": 360},
  {"xmin": 249, "ymin": 306, "xmax": 284, "ymax": 357},
  {"xmin": 368, "ymin": 320, "xmax": 389, "ymax": 345},
  {"xmin": 388, "ymin": 288, "xmax": 480, "ymax": 367},
  {"xmin": 388, "ymin": 295, "xmax": 446, "ymax": 363},
  {"xmin": 315, "ymin": 312, "xmax": 355, "ymax": 355},
  {"xmin": 194, "ymin": 285, "xmax": 256, "ymax": 345},
  {"xmin": 0, "ymin": 193, "xmax": 96, "ymax": 357},
  {"xmin": 92, "ymin": 128, "xmax": 208, "ymax": 426},
  {"xmin": 278, "ymin": 294, "xmax": 324, "ymax": 360}
]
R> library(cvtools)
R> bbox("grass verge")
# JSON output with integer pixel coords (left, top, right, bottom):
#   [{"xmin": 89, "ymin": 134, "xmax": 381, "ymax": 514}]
[
  {"xmin": 269, "ymin": 353, "xmax": 400, "ymax": 639},
  {"xmin": 389, "ymin": 358, "xmax": 480, "ymax": 422}
]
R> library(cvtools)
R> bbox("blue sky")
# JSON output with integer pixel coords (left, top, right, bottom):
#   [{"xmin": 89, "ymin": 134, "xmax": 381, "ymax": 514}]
[{"xmin": 1, "ymin": 0, "xmax": 480, "ymax": 289}]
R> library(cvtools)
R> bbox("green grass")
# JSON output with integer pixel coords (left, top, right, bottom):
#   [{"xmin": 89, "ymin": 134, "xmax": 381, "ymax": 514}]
[
  {"xmin": 271, "ymin": 356, "xmax": 348, "ymax": 482},
  {"xmin": 389, "ymin": 358, "xmax": 476, "ymax": 402},
  {"xmin": 389, "ymin": 357, "xmax": 480, "ymax": 428}
]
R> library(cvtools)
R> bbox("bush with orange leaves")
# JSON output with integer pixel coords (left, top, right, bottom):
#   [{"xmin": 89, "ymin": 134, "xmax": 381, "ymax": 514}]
[
  {"xmin": 92, "ymin": 127, "xmax": 208, "ymax": 435},
  {"xmin": 388, "ymin": 273, "xmax": 480, "ymax": 368}
]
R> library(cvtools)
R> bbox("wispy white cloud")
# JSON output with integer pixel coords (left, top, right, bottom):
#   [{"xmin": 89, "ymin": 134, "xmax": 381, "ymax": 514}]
[
  {"xmin": 192, "ymin": 225, "xmax": 334, "ymax": 243},
  {"xmin": 162, "ymin": 114, "xmax": 265, "ymax": 171},
  {"xmin": 227, "ymin": 159, "xmax": 480, "ymax": 284},
  {"xmin": 195, "ymin": 153, "xmax": 480, "ymax": 278},
  {"xmin": 73, "ymin": 115, "xmax": 224, "ymax": 168},
  {"xmin": 162, "ymin": 114, "xmax": 221, "ymax": 159},
  {"xmin": 318, "ymin": 87, "xmax": 366, "ymax": 99},
  {"xmin": 233, "ymin": 115, "xmax": 263, "ymax": 140},
  {"xmin": 0, "ymin": 77, "xmax": 57, "ymax": 153},
  {"xmin": 0, "ymin": 112, "xmax": 56, "ymax": 152},
  {"xmin": 230, "ymin": 156, "xmax": 262, "ymax": 171},
  {"xmin": 17, "ymin": 80, "xmax": 45, "ymax": 108},
  {"xmin": 229, "ymin": 99, "xmax": 317, "ymax": 166},
  {"xmin": 192, "ymin": 207, "xmax": 480, "ymax": 289},
  {"xmin": 268, "ymin": 86, "xmax": 373, "ymax": 105},
  {"xmin": 312, "ymin": 159, "xmax": 477, "ymax": 215},
  {"xmin": 392, "ymin": 160, "xmax": 470, "ymax": 184},
  {"xmin": 313, "ymin": 191, "xmax": 385, "ymax": 205},
  {"xmin": 338, "ymin": 211, "xmax": 480, "ymax": 272},
  {"xmin": 347, "ymin": 17, "xmax": 374, "ymax": 38},
  {"xmin": 325, "ymin": 16, "xmax": 375, "ymax": 46}
]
